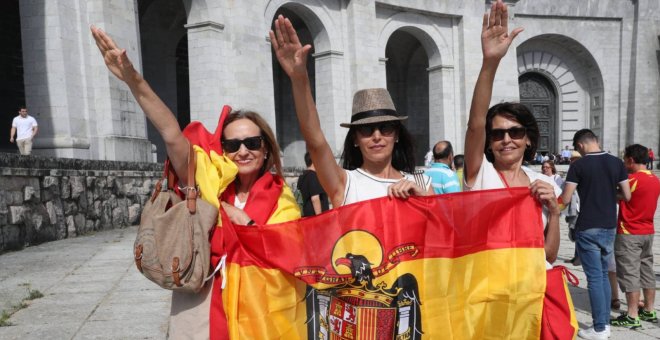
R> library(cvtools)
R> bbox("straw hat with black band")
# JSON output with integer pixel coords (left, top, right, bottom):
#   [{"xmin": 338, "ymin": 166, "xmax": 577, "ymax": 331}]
[{"xmin": 340, "ymin": 88, "xmax": 407, "ymax": 127}]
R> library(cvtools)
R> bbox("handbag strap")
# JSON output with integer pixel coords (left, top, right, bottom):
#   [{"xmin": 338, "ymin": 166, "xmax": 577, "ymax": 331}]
[
  {"xmin": 150, "ymin": 143, "xmax": 198, "ymax": 215},
  {"xmin": 181, "ymin": 142, "xmax": 198, "ymax": 214}
]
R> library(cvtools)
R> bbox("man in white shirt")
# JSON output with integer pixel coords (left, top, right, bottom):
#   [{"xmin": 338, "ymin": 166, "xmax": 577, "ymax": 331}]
[{"xmin": 10, "ymin": 106, "xmax": 38, "ymax": 155}]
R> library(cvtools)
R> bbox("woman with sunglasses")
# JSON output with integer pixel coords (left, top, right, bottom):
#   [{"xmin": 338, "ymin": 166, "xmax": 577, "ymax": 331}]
[
  {"xmin": 464, "ymin": 0, "xmax": 561, "ymax": 264},
  {"xmin": 91, "ymin": 26, "xmax": 300, "ymax": 339},
  {"xmin": 270, "ymin": 16, "xmax": 433, "ymax": 208}
]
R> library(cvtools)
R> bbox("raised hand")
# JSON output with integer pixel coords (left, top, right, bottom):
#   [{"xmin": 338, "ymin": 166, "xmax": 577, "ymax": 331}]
[
  {"xmin": 269, "ymin": 15, "xmax": 312, "ymax": 80},
  {"xmin": 481, "ymin": 0, "xmax": 523, "ymax": 62},
  {"xmin": 91, "ymin": 25, "xmax": 136, "ymax": 82}
]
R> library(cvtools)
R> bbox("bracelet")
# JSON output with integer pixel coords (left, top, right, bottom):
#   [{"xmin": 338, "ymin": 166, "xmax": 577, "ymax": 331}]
[{"xmin": 246, "ymin": 219, "xmax": 255, "ymax": 226}]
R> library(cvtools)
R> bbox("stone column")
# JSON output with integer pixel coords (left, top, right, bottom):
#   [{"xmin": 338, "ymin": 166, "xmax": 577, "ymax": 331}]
[
  {"xmin": 20, "ymin": 0, "xmax": 152, "ymax": 161},
  {"xmin": 313, "ymin": 50, "xmax": 348, "ymax": 153},
  {"xmin": 185, "ymin": 21, "xmax": 227, "ymax": 130}
]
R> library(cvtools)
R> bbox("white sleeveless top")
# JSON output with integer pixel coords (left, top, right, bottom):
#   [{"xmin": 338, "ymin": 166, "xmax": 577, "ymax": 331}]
[{"xmin": 342, "ymin": 168, "xmax": 432, "ymax": 206}]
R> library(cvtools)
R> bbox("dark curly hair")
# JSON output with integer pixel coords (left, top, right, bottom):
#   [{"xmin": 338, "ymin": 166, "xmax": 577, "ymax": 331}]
[
  {"xmin": 340, "ymin": 121, "xmax": 416, "ymax": 173},
  {"xmin": 484, "ymin": 102, "xmax": 539, "ymax": 163}
]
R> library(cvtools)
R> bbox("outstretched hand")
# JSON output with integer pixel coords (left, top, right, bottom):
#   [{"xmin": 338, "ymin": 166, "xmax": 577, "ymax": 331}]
[
  {"xmin": 269, "ymin": 15, "xmax": 312, "ymax": 80},
  {"xmin": 90, "ymin": 25, "xmax": 136, "ymax": 82},
  {"xmin": 481, "ymin": 0, "xmax": 523, "ymax": 62}
]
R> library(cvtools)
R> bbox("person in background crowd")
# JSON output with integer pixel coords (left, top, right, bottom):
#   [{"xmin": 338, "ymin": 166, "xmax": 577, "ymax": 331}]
[
  {"xmin": 564, "ymin": 151, "xmax": 582, "ymax": 266},
  {"xmin": 647, "ymin": 148, "xmax": 654, "ymax": 170},
  {"xmin": 426, "ymin": 140, "xmax": 461, "ymax": 194},
  {"xmin": 559, "ymin": 128, "xmax": 631, "ymax": 339},
  {"xmin": 454, "ymin": 154, "xmax": 465, "ymax": 191},
  {"xmin": 561, "ymin": 146, "xmax": 572, "ymax": 164},
  {"xmin": 541, "ymin": 160, "xmax": 564, "ymax": 188},
  {"xmin": 271, "ymin": 15, "xmax": 433, "ymax": 209},
  {"xmin": 610, "ymin": 144, "xmax": 660, "ymax": 328},
  {"xmin": 9, "ymin": 106, "xmax": 38, "ymax": 155},
  {"xmin": 297, "ymin": 152, "xmax": 330, "ymax": 217},
  {"xmin": 424, "ymin": 149, "xmax": 433, "ymax": 168}
]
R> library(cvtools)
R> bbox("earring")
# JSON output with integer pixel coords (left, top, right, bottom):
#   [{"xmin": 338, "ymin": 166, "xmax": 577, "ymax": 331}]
[
  {"xmin": 354, "ymin": 144, "xmax": 358, "ymax": 147},
  {"xmin": 395, "ymin": 139, "xmax": 399, "ymax": 143},
  {"xmin": 264, "ymin": 153, "xmax": 268, "ymax": 160}
]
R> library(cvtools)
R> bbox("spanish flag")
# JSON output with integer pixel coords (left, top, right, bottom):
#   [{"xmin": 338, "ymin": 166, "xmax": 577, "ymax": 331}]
[{"xmin": 218, "ymin": 188, "xmax": 561, "ymax": 339}]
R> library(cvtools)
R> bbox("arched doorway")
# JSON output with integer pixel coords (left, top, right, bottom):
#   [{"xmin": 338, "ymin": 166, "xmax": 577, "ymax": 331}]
[
  {"xmin": 271, "ymin": 7, "xmax": 315, "ymax": 168},
  {"xmin": 385, "ymin": 30, "xmax": 429, "ymax": 166},
  {"xmin": 519, "ymin": 72, "xmax": 557, "ymax": 154},
  {"xmin": 138, "ymin": 0, "xmax": 188, "ymax": 161},
  {"xmin": 0, "ymin": 0, "xmax": 24, "ymax": 152}
]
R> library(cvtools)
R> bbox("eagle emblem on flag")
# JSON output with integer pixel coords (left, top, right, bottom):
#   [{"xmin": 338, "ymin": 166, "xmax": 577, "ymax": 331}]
[{"xmin": 296, "ymin": 230, "xmax": 422, "ymax": 340}]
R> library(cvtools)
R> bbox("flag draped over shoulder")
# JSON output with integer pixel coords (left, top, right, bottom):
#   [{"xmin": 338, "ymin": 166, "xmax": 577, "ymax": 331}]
[{"xmin": 219, "ymin": 187, "xmax": 549, "ymax": 339}]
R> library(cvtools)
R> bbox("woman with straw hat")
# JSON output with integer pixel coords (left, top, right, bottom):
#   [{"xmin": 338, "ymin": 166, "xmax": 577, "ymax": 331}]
[{"xmin": 270, "ymin": 15, "xmax": 432, "ymax": 207}]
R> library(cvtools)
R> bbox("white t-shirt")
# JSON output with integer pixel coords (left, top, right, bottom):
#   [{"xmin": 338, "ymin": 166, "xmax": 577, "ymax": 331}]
[
  {"xmin": 12, "ymin": 115, "xmax": 38, "ymax": 141},
  {"xmin": 465, "ymin": 154, "xmax": 561, "ymax": 269},
  {"xmin": 342, "ymin": 168, "xmax": 432, "ymax": 206}
]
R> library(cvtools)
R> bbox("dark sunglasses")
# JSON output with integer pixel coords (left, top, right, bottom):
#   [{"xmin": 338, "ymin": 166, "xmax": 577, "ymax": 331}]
[
  {"xmin": 221, "ymin": 136, "xmax": 263, "ymax": 153},
  {"xmin": 490, "ymin": 126, "xmax": 526, "ymax": 141},
  {"xmin": 355, "ymin": 122, "xmax": 398, "ymax": 137}
]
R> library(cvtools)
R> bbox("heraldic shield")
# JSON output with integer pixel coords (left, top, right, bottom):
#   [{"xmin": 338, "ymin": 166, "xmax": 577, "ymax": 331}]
[{"xmin": 298, "ymin": 230, "xmax": 422, "ymax": 340}]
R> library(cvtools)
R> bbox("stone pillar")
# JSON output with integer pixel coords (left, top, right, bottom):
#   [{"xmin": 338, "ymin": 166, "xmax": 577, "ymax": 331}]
[
  {"xmin": 630, "ymin": 0, "xmax": 660, "ymax": 151},
  {"xmin": 313, "ymin": 50, "xmax": 348, "ymax": 153},
  {"xmin": 428, "ymin": 65, "xmax": 456, "ymax": 150},
  {"xmin": 345, "ymin": 0, "xmax": 386, "ymax": 91},
  {"xmin": 185, "ymin": 21, "xmax": 227, "ymax": 130},
  {"xmin": 20, "ymin": 0, "xmax": 151, "ymax": 161},
  {"xmin": 20, "ymin": 1, "xmax": 91, "ymax": 158}
]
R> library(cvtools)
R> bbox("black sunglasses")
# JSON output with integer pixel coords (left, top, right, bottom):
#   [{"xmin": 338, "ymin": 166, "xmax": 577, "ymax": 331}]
[
  {"xmin": 221, "ymin": 136, "xmax": 263, "ymax": 153},
  {"xmin": 355, "ymin": 122, "xmax": 398, "ymax": 137},
  {"xmin": 490, "ymin": 127, "xmax": 526, "ymax": 141}
]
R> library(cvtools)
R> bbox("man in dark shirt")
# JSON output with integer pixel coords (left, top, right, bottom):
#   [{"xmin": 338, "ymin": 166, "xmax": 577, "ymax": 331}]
[
  {"xmin": 297, "ymin": 152, "xmax": 330, "ymax": 217},
  {"xmin": 560, "ymin": 129, "xmax": 631, "ymax": 339}
]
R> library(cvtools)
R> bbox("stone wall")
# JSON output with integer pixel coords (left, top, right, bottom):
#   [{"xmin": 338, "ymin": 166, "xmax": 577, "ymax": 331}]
[{"xmin": 0, "ymin": 153, "xmax": 163, "ymax": 252}]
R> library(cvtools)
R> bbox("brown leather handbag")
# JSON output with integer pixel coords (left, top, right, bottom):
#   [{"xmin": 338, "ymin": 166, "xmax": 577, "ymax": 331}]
[{"xmin": 134, "ymin": 144, "xmax": 218, "ymax": 293}]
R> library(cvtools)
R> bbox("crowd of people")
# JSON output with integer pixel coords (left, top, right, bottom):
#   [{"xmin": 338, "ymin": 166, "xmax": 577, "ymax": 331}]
[{"xmin": 85, "ymin": 0, "xmax": 660, "ymax": 338}]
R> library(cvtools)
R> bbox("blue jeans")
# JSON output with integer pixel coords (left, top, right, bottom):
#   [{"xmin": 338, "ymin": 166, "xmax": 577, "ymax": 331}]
[{"xmin": 576, "ymin": 228, "xmax": 615, "ymax": 332}]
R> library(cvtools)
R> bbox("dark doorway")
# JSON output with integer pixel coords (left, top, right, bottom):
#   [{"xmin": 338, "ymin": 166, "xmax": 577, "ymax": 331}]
[
  {"xmin": 519, "ymin": 73, "xmax": 557, "ymax": 154},
  {"xmin": 0, "ymin": 0, "xmax": 24, "ymax": 153},
  {"xmin": 271, "ymin": 7, "xmax": 315, "ymax": 161},
  {"xmin": 175, "ymin": 35, "xmax": 190, "ymax": 129},
  {"xmin": 385, "ymin": 30, "xmax": 430, "ymax": 166}
]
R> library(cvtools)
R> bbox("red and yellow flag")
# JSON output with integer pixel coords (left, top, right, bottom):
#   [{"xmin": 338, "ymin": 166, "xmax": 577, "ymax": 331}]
[{"xmin": 218, "ymin": 188, "xmax": 553, "ymax": 339}]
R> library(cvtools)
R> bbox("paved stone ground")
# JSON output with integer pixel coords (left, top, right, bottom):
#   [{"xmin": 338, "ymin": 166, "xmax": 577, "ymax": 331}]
[{"xmin": 1, "ymin": 195, "xmax": 660, "ymax": 339}]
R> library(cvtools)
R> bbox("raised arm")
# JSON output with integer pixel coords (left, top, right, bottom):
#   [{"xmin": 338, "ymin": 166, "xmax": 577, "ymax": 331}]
[
  {"xmin": 270, "ymin": 16, "xmax": 347, "ymax": 207},
  {"xmin": 90, "ymin": 26, "xmax": 189, "ymax": 181},
  {"xmin": 464, "ymin": 0, "xmax": 523, "ymax": 187}
]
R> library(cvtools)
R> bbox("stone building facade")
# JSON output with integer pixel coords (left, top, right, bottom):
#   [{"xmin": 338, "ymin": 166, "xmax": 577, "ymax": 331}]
[{"xmin": 1, "ymin": 0, "xmax": 658, "ymax": 166}]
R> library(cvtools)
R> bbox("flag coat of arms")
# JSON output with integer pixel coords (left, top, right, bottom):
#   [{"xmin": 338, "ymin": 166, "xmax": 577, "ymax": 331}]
[{"xmin": 217, "ymin": 187, "xmax": 552, "ymax": 339}]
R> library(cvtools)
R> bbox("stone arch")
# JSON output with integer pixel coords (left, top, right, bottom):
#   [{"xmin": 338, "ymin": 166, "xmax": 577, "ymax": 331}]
[
  {"xmin": 377, "ymin": 12, "xmax": 449, "ymax": 69},
  {"xmin": 265, "ymin": 1, "xmax": 344, "ymax": 168},
  {"xmin": 379, "ymin": 13, "xmax": 453, "ymax": 164},
  {"xmin": 264, "ymin": 0, "xmax": 338, "ymax": 52},
  {"xmin": 138, "ymin": 0, "xmax": 189, "ymax": 161},
  {"xmin": 385, "ymin": 30, "xmax": 430, "ymax": 166},
  {"xmin": 517, "ymin": 34, "xmax": 604, "ymax": 151}
]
